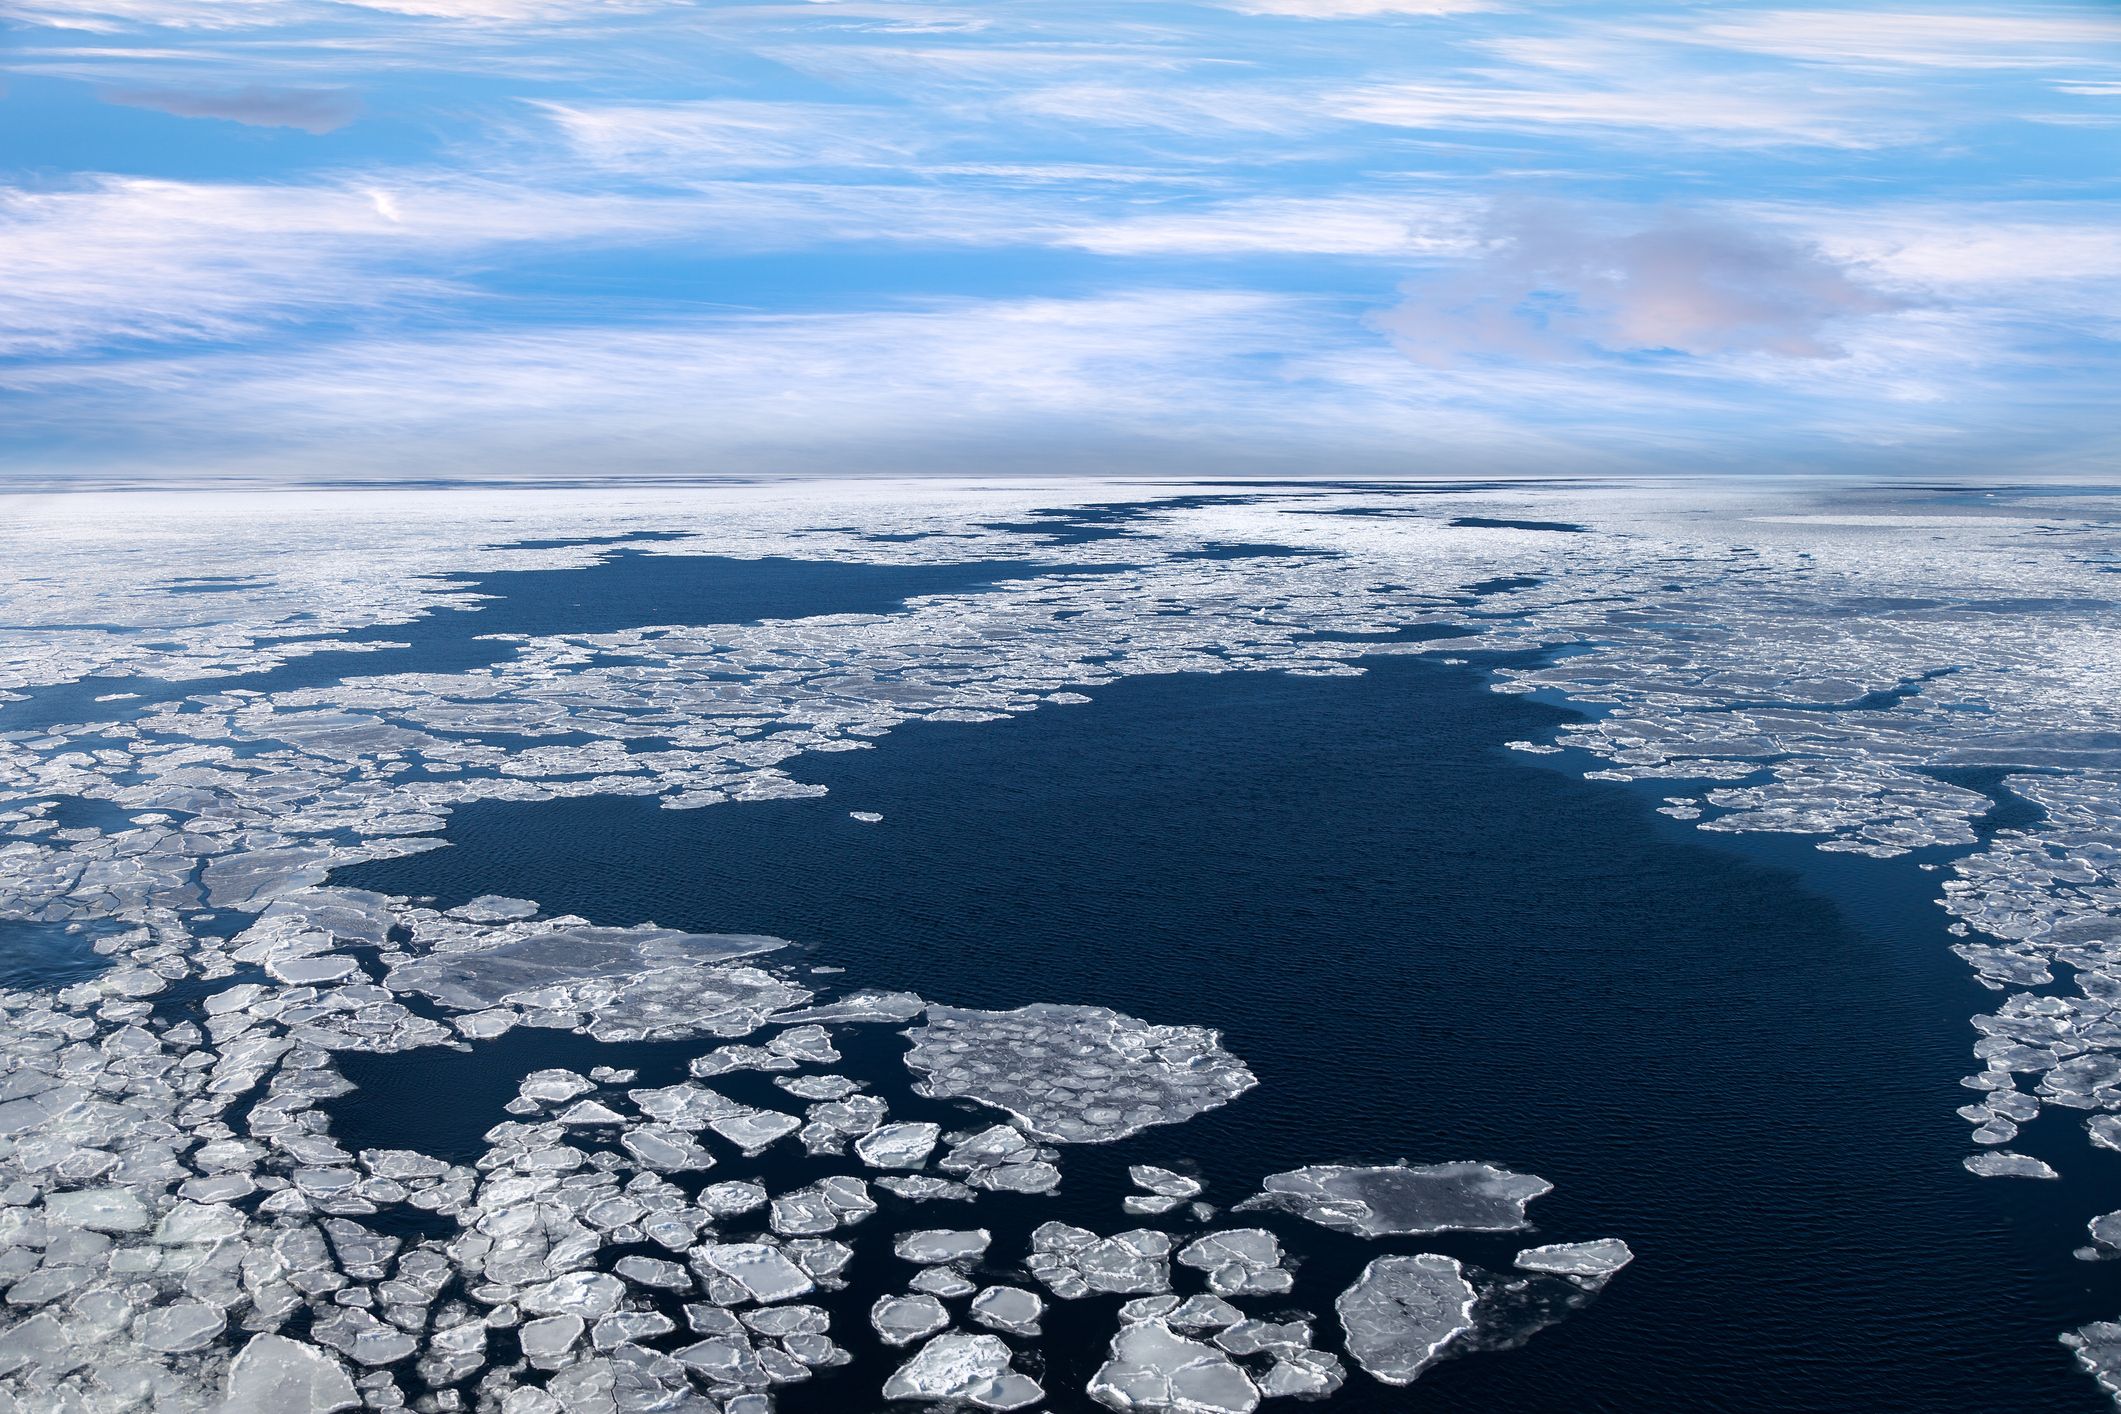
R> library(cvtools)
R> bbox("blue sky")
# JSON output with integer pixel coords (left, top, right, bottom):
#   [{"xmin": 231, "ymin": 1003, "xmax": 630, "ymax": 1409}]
[{"xmin": 3, "ymin": 0, "xmax": 2118, "ymax": 482}]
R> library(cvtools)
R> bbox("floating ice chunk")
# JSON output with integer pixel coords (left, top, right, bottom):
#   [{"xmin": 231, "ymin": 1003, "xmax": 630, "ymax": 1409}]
[
  {"xmin": 851, "ymin": 812, "xmax": 884, "ymax": 824},
  {"xmin": 708, "ymin": 1109, "xmax": 802, "ymax": 1155},
  {"xmin": 774, "ymin": 991, "xmax": 927, "ymax": 1025},
  {"xmin": 522, "ymin": 1271, "xmax": 627, "ymax": 1319},
  {"xmin": 895, "ymin": 1229, "xmax": 991, "ymax": 1264},
  {"xmin": 878, "ymin": 1175, "xmax": 976, "ymax": 1203},
  {"xmin": 519, "ymin": 1314, "xmax": 584, "ymax": 1366},
  {"xmin": 1514, "ymin": 1239, "xmax": 1634, "ymax": 1281},
  {"xmin": 883, "ymin": 1331, "xmax": 1039, "ymax": 1408},
  {"xmin": 451, "ymin": 895, "xmax": 539, "ymax": 923},
  {"xmin": 872, "ymin": 1294, "xmax": 951, "ymax": 1346},
  {"xmin": 904, "ymin": 1004, "xmax": 1256, "ymax": 1143},
  {"xmin": 1258, "ymin": 1350, "xmax": 1346, "ymax": 1398},
  {"xmin": 1028, "ymin": 1223, "xmax": 1172, "ymax": 1299},
  {"xmin": 1087, "ymin": 1316, "xmax": 1260, "ymax": 1414},
  {"xmin": 2092, "ymin": 1116, "xmax": 2121, "ymax": 1153},
  {"xmin": 45, "ymin": 1186, "xmax": 149, "ymax": 1233},
  {"xmin": 1963, "ymin": 1151, "xmax": 2059, "ymax": 1179},
  {"xmin": 218, "ymin": 1334, "xmax": 360, "ymax": 1413},
  {"xmin": 856, "ymin": 1122, "xmax": 942, "ymax": 1170},
  {"xmin": 1176, "ymin": 1230, "xmax": 1291, "ymax": 1297},
  {"xmin": 700, "ymin": 1181, "xmax": 769, "ymax": 1217},
  {"xmin": 1335, "ymin": 1254, "xmax": 1476, "ymax": 1385},
  {"xmin": 1126, "ymin": 1195, "xmax": 1184, "ymax": 1216},
  {"xmin": 911, "ymin": 1266, "xmax": 979, "ymax": 1299},
  {"xmin": 701, "ymin": 1243, "xmax": 815, "ymax": 1303},
  {"xmin": 309, "ymin": 1308, "xmax": 416, "ymax": 1366},
  {"xmin": 521, "ymin": 1069, "xmax": 595, "ymax": 1103},
  {"xmin": 1166, "ymin": 1296, "xmax": 1242, "ymax": 1333},
  {"xmin": 1240, "ymin": 1162, "xmax": 1550, "ymax": 1236},
  {"xmin": 387, "ymin": 925, "xmax": 790, "ymax": 1012},
  {"xmin": 1215, "ymin": 1319, "xmax": 1311, "ymax": 1358},
  {"xmin": 1130, "ymin": 1165, "xmax": 1202, "ymax": 1199},
  {"xmin": 971, "ymin": 1285, "xmax": 1044, "ymax": 1336},
  {"xmin": 2065, "ymin": 1321, "xmax": 2121, "ymax": 1402},
  {"xmin": 136, "ymin": 1299, "xmax": 228, "ymax": 1353}
]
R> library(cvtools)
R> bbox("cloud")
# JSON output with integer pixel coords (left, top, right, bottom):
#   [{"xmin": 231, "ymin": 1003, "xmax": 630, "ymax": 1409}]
[
  {"xmin": 1677, "ymin": 10, "xmax": 2121, "ymax": 72},
  {"xmin": 1334, "ymin": 75, "xmax": 1901, "ymax": 148},
  {"xmin": 1057, "ymin": 195, "xmax": 1474, "ymax": 257},
  {"xmin": 1209, "ymin": 0, "xmax": 1495, "ymax": 16},
  {"xmin": 101, "ymin": 84, "xmax": 362, "ymax": 132},
  {"xmin": 535, "ymin": 100, "xmax": 918, "ymax": 174},
  {"xmin": 1377, "ymin": 202, "xmax": 1909, "ymax": 364},
  {"xmin": 5, "ymin": 0, "xmax": 680, "ymax": 29}
]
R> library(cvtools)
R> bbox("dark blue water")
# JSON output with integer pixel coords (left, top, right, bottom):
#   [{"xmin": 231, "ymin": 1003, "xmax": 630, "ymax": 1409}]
[
  {"xmin": 336, "ymin": 650, "xmax": 2115, "ymax": 1413},
  {"xmin": 0, "ymin": 918, "xmax": 114, "ymax": 991},
  {"xmin": 1450, "ymin": 517, "xmax": 1587, "ymax": 533}
]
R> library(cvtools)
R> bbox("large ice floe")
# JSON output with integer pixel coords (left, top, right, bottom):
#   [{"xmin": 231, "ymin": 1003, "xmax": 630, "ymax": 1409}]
[
  {"xmin": 0, "ymin": 477, "xmax": 2116, "ymax": 1407},
  {"xmin": 1238, "ymin": 1162, "xmax": 1551, "ymax": 1237},
  {"xmin": 903, "ymin": 1003, "xmax": 1258, "ymax": 1143}
]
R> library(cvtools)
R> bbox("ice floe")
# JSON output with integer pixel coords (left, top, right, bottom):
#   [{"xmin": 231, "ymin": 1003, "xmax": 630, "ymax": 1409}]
[{"xmin": 1239, "ymin": 1161, "xmax": 1550, "ymax": 1236}]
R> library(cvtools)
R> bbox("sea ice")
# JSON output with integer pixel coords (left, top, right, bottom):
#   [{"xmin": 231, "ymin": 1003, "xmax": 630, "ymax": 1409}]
[
  {"xmin": 1240, "ymin": 1162, "xmax": 1550, "ymax": 1236},
  {"xmin": 1087, "ymin": 1315, "xmax": 1260, "ymax": 1414},
  {"xmin": 894, "ymin": 1229, "xmax": 992, "ymax": 1264},
  {"xmin": 1335, "ymin": 1254, "xmax": 1477, "ymax": 1385},
  {"xmin": 1514, "ymin": 1239, "xmax": 1635, "ymax": 1281},
  {"xmin": 963, "ymin": 1287, "xmax": 1040, "ymax": 1339},
  {"xmin": 855, "ymin": 1121, "xmax": 942, "ymax": 1169},
  {"xmin": 1963, "ymin": 1151, "xmax": 2059, "ymax": 1179},
  {"xmin": 904, "ymin": 1004, "xmax": 1256, "ymax": 1143},
  {"xmin": 218, "ymin": 1334, "xmax": 360, "ymax": 1413},
  {"xmin": 882, "ymin": 1331, "xmax": 1041, "ymax": 1408},
  {"xmin": 872, "ymin": 1294, "xmax": 952, "ymax": 1346}
]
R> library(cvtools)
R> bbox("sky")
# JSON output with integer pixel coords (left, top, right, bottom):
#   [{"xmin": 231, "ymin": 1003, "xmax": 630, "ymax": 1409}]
[{"xmin": 2, "ymin": 0, "xmax": 2119, "ymax": 483}]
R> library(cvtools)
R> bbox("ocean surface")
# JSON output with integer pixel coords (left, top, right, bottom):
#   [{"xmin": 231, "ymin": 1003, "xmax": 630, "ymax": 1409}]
[
  {"xmin": 334, "ymin": 631, "xmax": 2116, "ymax": 1410},
  {"xmin": 9, "ymin": 483, "xmax": 2117, "ymax": 1414}
]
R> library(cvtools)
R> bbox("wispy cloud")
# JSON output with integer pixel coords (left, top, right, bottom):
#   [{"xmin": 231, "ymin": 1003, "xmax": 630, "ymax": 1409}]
[
  {"xmin": 1677, "ymin": 10, "xmax": 2121, "ymax": 72},
  {"xmin": 1208, "ymin": 0, "xmax": 1496, "ymax": 16},
  {"xmin": 1334, "ymin": 71, "xmax": 1907, "ymax": 148},
  {"xmin": 535, "ymin": 99, "xmax": 922, "ymax": 175},
  {"xmin": 100, "ymin": 82, "xmax": 362, "ymax": 131},
  {"xmin": 4, "ymin": 0, "xmax": 685, "ymax": 29}
]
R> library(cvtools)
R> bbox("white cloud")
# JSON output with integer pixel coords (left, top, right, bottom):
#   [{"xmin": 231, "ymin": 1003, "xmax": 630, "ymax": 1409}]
[
  {"xmin": 1056, "ymin": 195, "xmax": 1475, "ymax": 257},
  {"xmin": 535, "ymin": 99, "xmax": 919, "ymax": 173},
  {"xmin": 3, "ymin": 0, "xmax": 681, "ymax": 29},
  {"xmin": 1334, "ymin": 74, "xmax": 1904, "ymax": 148},
  {"xmin": 1005, "ymin": 82, "xmax": 1319, "ymax": 137},
  {"xmin": 1678, "ymin": 10, "xmax": 2121, "ymax": 72},
  {"xmin": 1207, "ymin": 0, "xmax": 1495, "ymax": 16}
]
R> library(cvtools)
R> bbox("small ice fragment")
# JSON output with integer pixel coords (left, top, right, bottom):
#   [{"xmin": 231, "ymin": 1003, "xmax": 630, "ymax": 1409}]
[
  {"xmin": 895, "ymin": 1229, "xmax": 991, "ymax": 1264},
  {"xmin": 1963, "ymin": 1151, "xmax": 2059, "ymax": 1179},
  {"xmin": 872, "ymin": 1294, "xmax": 951, "ymax": 1346},
  {"xmin": 1513, "ymin": 1238, "xmax": 1634, "ymax": 1280}
]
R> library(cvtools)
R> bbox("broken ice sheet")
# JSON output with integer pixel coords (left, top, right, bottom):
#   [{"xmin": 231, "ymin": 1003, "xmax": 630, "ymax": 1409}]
[
  {"xmin": 904, "ymin": 1003, "xmax": 1256, "ymax": 1142},
  {"xmin": 1335, "ymin": 1254, "xmax": 1477, "ymax": 1385},
  {"xmin": 1239, "ymin": 1161, "xmax": 1551, "ymax": 1236}
]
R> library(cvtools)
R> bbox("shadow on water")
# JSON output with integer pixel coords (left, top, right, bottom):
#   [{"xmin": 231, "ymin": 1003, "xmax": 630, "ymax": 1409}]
[{"xmin": 337, "ymin": 654, "xmax": 2118, "ymax": 1413}]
